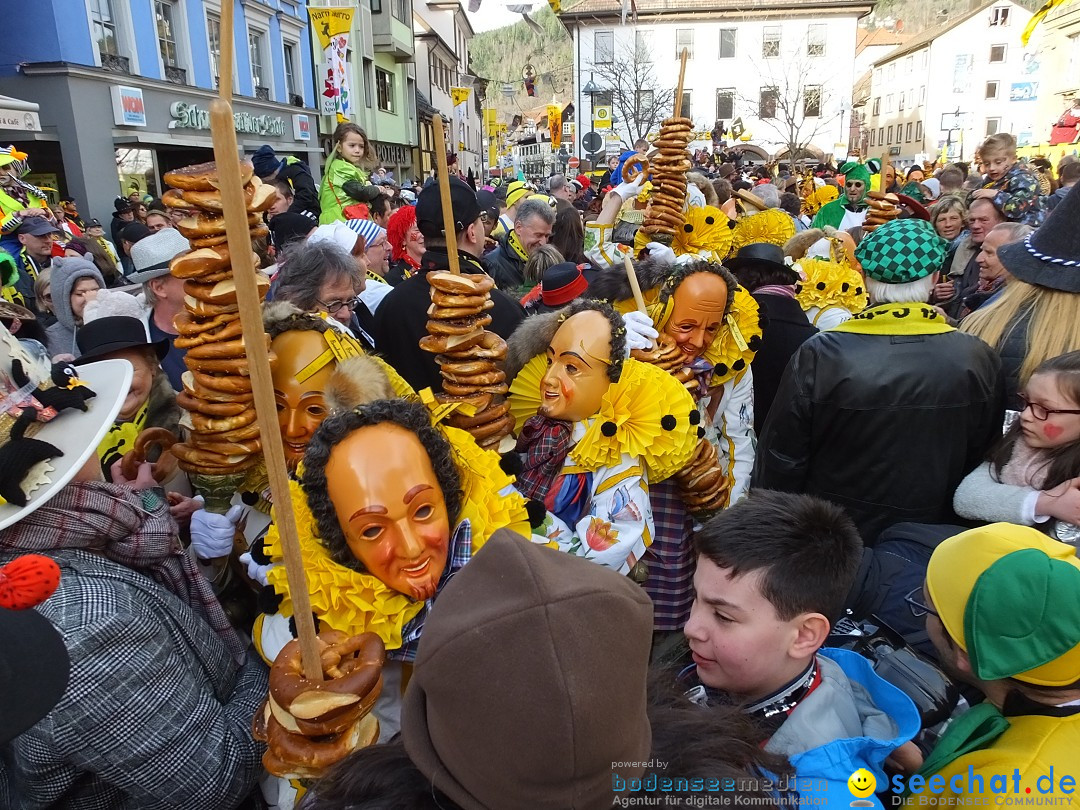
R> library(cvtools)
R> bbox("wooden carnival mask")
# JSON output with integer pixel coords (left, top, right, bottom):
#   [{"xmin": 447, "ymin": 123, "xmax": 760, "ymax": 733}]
[
  {"xmin": 272, "ymin": 330, "xmax": 335, "ymax": 472},
  {"xmin": 324, "ymin": 423, "xmax": 451, "ymax": 601},
  {"xmin": 541, "ymin": 310, "xmax": 613, "ymax": 424},
  {"xmin": 664, "ymin": 272, "xmax": 729, "ymax": 361}
]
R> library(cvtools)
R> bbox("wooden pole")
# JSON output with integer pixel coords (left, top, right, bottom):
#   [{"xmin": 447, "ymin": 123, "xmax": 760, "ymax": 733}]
[
  {"xmin": 880, "ymin": 150, "xmax": 890, "ymax": 191},
  {"xmin": 623, "ymin": 254, "xmax": 648, "ymax": 315},
  {"xmin": 432, "ymin": 115, "xmax": 461, "ymax": 276},
  {"xmin": 673, "ymin": 49, "xmax": 688, "ymax": 120},
  {"xmin": 213, "ymin": 0, "xmax": 322, "ymax": 682}
]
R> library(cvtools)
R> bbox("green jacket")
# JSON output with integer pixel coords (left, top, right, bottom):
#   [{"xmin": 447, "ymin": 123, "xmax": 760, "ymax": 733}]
[
  {"xmin": 810, "ymin": 196, "xmax": 867, "ymax": 230},
  {"xmin": 0, "ymin": 185, "xmax": 48, "ymax": 235},
  {"xmin": 318, "ymin": 155, "xmax": 369, "ymax": 224}
]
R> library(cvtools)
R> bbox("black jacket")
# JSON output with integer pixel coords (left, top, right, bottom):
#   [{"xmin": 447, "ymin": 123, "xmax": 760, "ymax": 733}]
[
  {"xmin": 750, "ymin": 293, "xmax": 817, "ymax": 433},
  {"xmin": 486, "ymin": 238, "xmax": 526, "ymax": 292},
  {"xmin": 110, "ymin": 214, "xmax": 133, "ymax": 273},
  {"xmin": 372, "ymin": 249, "xmax": 525, "ymax": 393},
  {"xmin": 279, "ymin": 157, "xmax": 321, "ymax": 220},
  {"xmin": 994, "ymin": 310, "xmax": 1031, "ymax": 412},
  {"xmin": 753, "ymin": 324, "xmax": 1005, "ymax": 544}
]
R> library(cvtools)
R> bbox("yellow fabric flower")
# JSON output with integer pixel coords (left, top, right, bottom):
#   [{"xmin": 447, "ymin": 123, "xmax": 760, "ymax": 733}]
[
  {"xmin": 729, "ymin": 209, "xmax": 797, "ymax": 256},
  {"xmin": 803, "ymin": 185, "xmax": 839, "ymax": 216},
  {"xmin": 794, "ymin": 258, "xmax": 869, "ymax": 317},
  {"xmin": 444, "ymin": 424, "xmax": 532, "ymax": 541},
  {"xmin": 702, "ymin": 286, "xmax": 762, "ymax": 386},
  {"xmin": 671, "ymin": 206, "xmax": 733, "ymax": 262}
]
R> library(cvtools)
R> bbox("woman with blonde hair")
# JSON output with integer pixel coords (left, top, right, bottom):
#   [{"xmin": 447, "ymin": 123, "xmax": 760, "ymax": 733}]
[
  {"xmin": 319, "ymin": 122, "xmax": 379, "ymax": 224},
  {"xmin": 930, "ymin": 196, "xmax": 968, "ymax": 245}
]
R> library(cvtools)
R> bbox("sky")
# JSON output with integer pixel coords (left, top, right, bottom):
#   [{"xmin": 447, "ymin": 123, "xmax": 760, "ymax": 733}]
[{"xmin": 465, "ymin": 0, "xmax": 534, "ymax": 33}]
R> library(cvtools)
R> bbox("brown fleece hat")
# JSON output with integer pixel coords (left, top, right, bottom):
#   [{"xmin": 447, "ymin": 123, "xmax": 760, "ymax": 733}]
[{"xmin": 401, "ymin": 529, "xmax": 654, "ymax": 810}]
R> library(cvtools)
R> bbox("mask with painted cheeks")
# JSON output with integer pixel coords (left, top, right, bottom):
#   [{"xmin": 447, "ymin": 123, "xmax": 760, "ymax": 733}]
[
  {"xmin": 540, "ymin": 309, "xmax": 615, "ymax": 424},
  {"xmin": 663, "ymin": 271, "xmax": 730, "ymax": 362},
  {"xmin": 272, "ymin": 329, "xmax": 336, "ymax": 472}
]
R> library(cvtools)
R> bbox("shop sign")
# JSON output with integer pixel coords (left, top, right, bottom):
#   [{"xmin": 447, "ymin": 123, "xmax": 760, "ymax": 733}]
[
  {"xmin": 0, "ymin": 108, "xmax": 40, "ymax": 132},
  {"xmin": 1010, "ymin": 82, "xmax": 1038, "ymax": 102},
  {"xmin": 169, "ymin": 101, "xmax": 287, "ymax": 138},
  {"xmin": 375, "ymin": 142, "xmax": 409, "ymax": 165},
  {"xmin": 293, "ymin": 114, "xmax": 311, "ymax": 142},
  {"xmin": 111, "ymin": 86, "xmax": 146, "ymax": 127}
]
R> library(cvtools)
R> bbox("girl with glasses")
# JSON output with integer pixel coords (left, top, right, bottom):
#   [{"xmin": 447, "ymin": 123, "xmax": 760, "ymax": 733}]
[{"xmin": 954, "ymin": 350, "xmax": 1080, "ymax": 545}]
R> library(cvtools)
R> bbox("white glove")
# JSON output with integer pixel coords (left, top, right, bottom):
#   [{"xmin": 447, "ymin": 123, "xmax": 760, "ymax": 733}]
[
  {"xmin": 645, "ymin": 242, "xmax": 676, "ymax": 267},
  {"xmin": 621, "ymin": 310, "xmax": 659, "ymax": 355},
  {"xmin": 613, "ymin": 171, "xmax": 645, "ymax": 201},
  {"xmin": 238, "ymin": 552, "xmax": 274, "ymax": 587},
  {"xmin": 675, "ymin": 251, "xmax": 707, "ymax": 266},
  {"xmin": 189, "ymin": 504, "xmax": 244, "ymax": 560}
]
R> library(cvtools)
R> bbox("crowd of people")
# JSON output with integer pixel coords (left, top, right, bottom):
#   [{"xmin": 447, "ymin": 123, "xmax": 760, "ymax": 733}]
[{"xmin": 0, "ymin": 120, "xmax": 1078, "ymax": 810}]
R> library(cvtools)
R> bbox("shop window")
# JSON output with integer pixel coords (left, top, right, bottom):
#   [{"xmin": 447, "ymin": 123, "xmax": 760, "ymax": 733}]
[
  {"xmin": 803, "ymin": 85, "xmax": 821, "ymax": 117},
  {"xmin": 763, "ymin": 26, "xmax": 781, "ymax": 58},
  {"xmin": 759, "ymin": 87, "xmax": 778, "ymax": 118},
  {"xmin": 719, "ymin": 28, "xmax": 736, "ymax": 59},
  {"xmin": 249, "ymin": 29, "xmax": 268, "ymax": 97},
  {"xmin": 594, "ymin": 30, "xmax": 613, "ymax": 64},
  {"xmin": 989, "ymin": 44, "xmax": 1006, "ymax": 62},
  {"xmin": 676, "ymin": 29, "xmax": 694, "ymax": 59},
  {"xmin": 807, "ymin": 24, "xmax": 826, "ymax": 57},
  {"xmin": 377, "ymin": 68, "xmax": 395, "ymax": 113},
  {"xmin": 716, "ymin": 89, "xmax": 734, "ymax": 120}
]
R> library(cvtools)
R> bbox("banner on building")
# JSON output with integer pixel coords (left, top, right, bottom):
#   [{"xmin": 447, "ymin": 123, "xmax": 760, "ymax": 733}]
[
  {"xmin": 452, "ymin": 87, "xmax": 472, "ymax": 106},
  {"xmin": 548, "ymin": 105, "xmax": 562, "ymax": 150},
  {"xmin": 310, "ymin": 7, "xmax": 355, "ymax": 120}
]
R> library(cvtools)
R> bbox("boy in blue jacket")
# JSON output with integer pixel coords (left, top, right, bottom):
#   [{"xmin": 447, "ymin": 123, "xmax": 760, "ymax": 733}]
[{"xmin": 681, "ymin": 491, "xmax": 920, "ymax": 807}]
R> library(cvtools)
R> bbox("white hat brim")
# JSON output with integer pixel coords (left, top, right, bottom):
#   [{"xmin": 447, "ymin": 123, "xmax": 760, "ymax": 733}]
[{"xmin": 0, "ymin": 358, "xmax": 133, "ymax": 530}]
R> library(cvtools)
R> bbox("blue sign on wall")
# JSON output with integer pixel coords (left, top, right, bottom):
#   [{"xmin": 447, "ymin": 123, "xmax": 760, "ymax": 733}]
[{"xmin": 1010, "ymin": 82, "xmax": 1038, "ymax": 102}]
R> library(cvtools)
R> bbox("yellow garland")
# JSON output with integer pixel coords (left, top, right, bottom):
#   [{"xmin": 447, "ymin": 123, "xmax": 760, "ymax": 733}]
[
  {"xmin": 507, "ymin": 355, "xmax": 698, "ymax": 483},
  {"xmin": 793, "ymin": 258, "xmax": 869, "ymax": 317},
  {"xmin": 728, "ymin": 209, "xmax": 797, "ymax": 257}
]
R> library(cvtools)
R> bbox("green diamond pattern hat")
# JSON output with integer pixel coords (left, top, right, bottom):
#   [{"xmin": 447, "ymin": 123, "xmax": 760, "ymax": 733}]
[{"xmin": 856, "ymin": 218, "xmax": 948, "ymax": 284}]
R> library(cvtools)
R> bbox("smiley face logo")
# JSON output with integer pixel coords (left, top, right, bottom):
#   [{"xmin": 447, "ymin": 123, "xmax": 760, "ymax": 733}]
[{"xmin": 848, "ymin": 769, "xmax": 877, "ymax": 799}]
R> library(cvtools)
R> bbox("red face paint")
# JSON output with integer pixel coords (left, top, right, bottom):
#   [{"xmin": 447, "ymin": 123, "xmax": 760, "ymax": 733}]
[
  {"xmin": 560, "ymin": 378, "xmax": 573, "ymax": 400},
  {"xmin": 1043, "ymin": 422, "xmax": 1065, "ymax": 441}
]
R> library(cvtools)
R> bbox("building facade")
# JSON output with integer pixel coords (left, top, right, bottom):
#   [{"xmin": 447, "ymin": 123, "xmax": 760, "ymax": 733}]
[
  {"xmin": 1024, "ymin": 0, "xmax": 1080, "ymax": 161},
  {"xmin": 558, "ymin": 0, "xmax": 871, "ymax": 164},
  {"xmin": 864, "ymin": 0, "xmax": 1033, "ymax": 169},
  {"xmin": 0, "ymin": 0, "xmax": 319, "ymax": 218},
  {"xmin": 413, "ymin": 0, "xmax": 482, "ymax": 178}
]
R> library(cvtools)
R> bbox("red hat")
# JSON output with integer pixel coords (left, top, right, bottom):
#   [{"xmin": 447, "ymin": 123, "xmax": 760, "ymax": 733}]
[{"xmin": 576, "ymin": 173, "xmax": 591, "ymax": 189}]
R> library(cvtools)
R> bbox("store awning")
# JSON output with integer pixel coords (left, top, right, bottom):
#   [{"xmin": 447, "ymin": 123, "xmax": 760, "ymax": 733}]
[{"xmin": 0, "ymin": 94, "xmax": 41, "ymax": 133}]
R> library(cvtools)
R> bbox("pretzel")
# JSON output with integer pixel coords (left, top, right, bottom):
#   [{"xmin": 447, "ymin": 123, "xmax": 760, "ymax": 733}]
[
  {"xmin": 190, "ymin": 369, "xmax": 253, "ymax": 394},
  {"xmin": 436, "ymin": 392, "xmax": 494, "ymax": 412},
  {"xmin": 186, "ymin": 336, "xmax": 255, "ymax": 360},
  {"xmin": 174, "ymin": 316, "xmax": 244, "ymax": 348},
  {"xmin": 188, "ymin": 407, "xmax": 257, "ymax": 434},
  {"xmin": 622, "ymin": 154, "xmax": 649, "ymax": 184},
  {"xmin": 177, "ymin": 390, "xmax": 249, "ymax": 417},
  {"xmin": 469, "ymin": 412, "xmax": 515, "ymax": 441},
  {"xmin": 260, "ymin": 711, "xmax": 379, "ymax": 779},
  {"xmin": 164, "ymin": 159, "xmax": 254, "ymax": 191},
  {"xmin": 441, "ymin": 379, "xmax": 509, "ymax": 396},
  {"xmin": 170, "ymin": 246, "xmax": 232, "ymax": 279},
  {"xmin": 426, "ymin": 315, "xmax": 492, "ymax": 336},
  {"xmin": 184, "ymin": 275, "xmax": 269, "ymax": 306},
  {"xmin": 191, "ymin": 223, "xmax": 268, "ymax": 248},
  {"xmin": 271, "ymin": 632, "xmax": 384, "ymax": 719},
  {"xmin": 180, "ymin": 180, "xmax": 276, "ymax": 214},
  {"xmin": 428, "ymin": 272, "xmax": 494, "ymax": 296},
  {"xmin": 447, "ymin": 401, "xmax": 510, "ymax": 430},
  {"xmin": 442, "ymin": 368, "xmax": 506, "ymax": 387},
  {"xmin": 119, "ymin": 428, "xmax": 178, "ymax": 483},
  {"xmin": 431, "ymin": 291, "xmax": 488, "ymax": 309},
  {"xmin": 419, "ymin": 330, "xmax": 485, "ymax": 355},
  {"xmin": 427, "ymin": 301, "xmax": 494, "ymax": 321},
  {"xmin": 438, "ymin": 331, "xmax": 507, "ymax": 360},
  {"xmin": 172, "ymin": 442, "xmax": 257, "ymax": 469},
  {"xmin": 435, "ymin": 357, "xmax": 499, "ymax": 376}
]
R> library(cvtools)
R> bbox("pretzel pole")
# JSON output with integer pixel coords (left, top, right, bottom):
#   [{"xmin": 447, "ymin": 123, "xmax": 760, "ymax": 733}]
[
  {"xmin": 212, "ymin": 0, "xmax": 321, "ymax": 681},
  {"xmin": 623, "ymin": 254, "xmax": 648, "ymax": 315},
  {"xmin": 674, "ymin": 49, "xmax": 688, "ymax": 120},
  {"xmin": 432, "ymin": 115, "xmax": 461, "ymax": 275}
]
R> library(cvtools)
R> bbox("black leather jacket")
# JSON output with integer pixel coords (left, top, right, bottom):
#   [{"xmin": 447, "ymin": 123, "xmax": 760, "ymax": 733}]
[{"xmin": 753, "ymin": 327, "xmax": 1005, "ymax": 544}]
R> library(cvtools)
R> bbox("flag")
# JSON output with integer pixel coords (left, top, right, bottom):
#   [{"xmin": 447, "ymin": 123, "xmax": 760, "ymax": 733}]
[
  {"xmin": 309, "ymin": 8, "xmax": 355, "ymax": 120},
  {"xmin": 1022, "ymin": 0, "xmax": 1069, "ymax": 46},
  {"xmin": 452, "ymin": 87, "xmax": 471, "ymax": 106},
  {"xmin": 548, "ymin": 105, "xmax": 562, "ymax": 150}
]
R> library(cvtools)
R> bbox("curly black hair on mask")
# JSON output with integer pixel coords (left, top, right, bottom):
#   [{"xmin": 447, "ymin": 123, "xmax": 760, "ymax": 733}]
[
  {"xmin": 556, "ymin": 298, "xmax": 627, "ymax": 383},
  {"xmin": 658, "ymin": 259, "xmax": 737, "ymax": 317},
  {"xmin": 588, "ymin": 256, "xmax": 738, "ymax": 323},
  {"xmin": 301, "ymin": 399, "xmax": 464, "ymax": 572}
]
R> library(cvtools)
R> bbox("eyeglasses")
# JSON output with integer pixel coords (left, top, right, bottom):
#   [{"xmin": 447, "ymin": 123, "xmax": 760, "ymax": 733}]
[
  {"xmin": 1017, "ymin": 394, "xmax": 1080, "ymax": 422},
  {"xmin": 317, "ymin": 297, "xmax": 359, "ymax": 315},
  {"xmin": 904, "ymin": 587, "xmax": 939, "ymax": 619}
]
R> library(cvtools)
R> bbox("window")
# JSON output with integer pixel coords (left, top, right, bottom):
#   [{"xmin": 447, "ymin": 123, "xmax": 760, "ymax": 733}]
[
  {"xmin": 680, "ymin": 90, "xmax": 691, "ymax": 120},
  {"xmin": 594, "ymin": 30, "xmax": 613, "ymax": 64},
  {"xmin": 637, "ymin": 89, "xmax": 654, "ymax": 113},
  {"xmin": 899, "ymin": 92, "xmax": 905, "ymax": 112},
  {"xmin": 716, "ymin": 88, "xmax": 734, "ymax": 120},
  {"xmin": 363, "ymin": 58, "xmax": 374, "ymax": 108},
  {"xmin": 878, "ymin": 126, "xmax": 884, "ymax": 144},
  {"xmin": 676, "ymin": 29, "xmax": 694, "ymax": 59},
  {"xmin": 635, "ymin": 30, "xmax": 651, "ymax": 54},
  {"xmin": 905, "ymin": 55, "xmax": 913, "ymax": 73},
  {"xmin": 719, "ymin": 28, "xmax": 736, "ymax": 58},
  {"xmin": 989, "ymin": 44, "xmax": 1006, "ymax": 62},
  {"xmin": 392, "ymin": 0, "xmax": 407, "ymax": 23},
  {"xmin": 921, "ymin": 50, "xmax": 928, "ymax": 68},
  {"xmin": 870, "ymin": 129, "xmax": 876, "ymax": 146},
  {"xmin": 759, "ymin": 87, "xmax": 778, "ymax": 118},
  {"xmin": 207, "ymin": 13, "xmax": 222, "ymax": 81},
  {"xmin": 249, "ymin": 29, "xmax": 267, "ymax": 90},
  {"xmin": 985, "ymin": 117, "xmax": 1001, "ymax": 136},
  {"xmin": 91, "ymin": 0, "xmax": 119, "ymax": 57},
  {"xmin": 376, "ymin": 68, "xmax": 395, "ymax": 112},
  {"xmin": 763, "ymin": 26, "xmax": 781, "ymax": 58},
  {"xmin": 155, "ymin": 0, "xmax": 179, "ymax": 66},
  {"xmin": 905, "ymin": 122, "xmax": 912, "ymax": 141},
  {"xmin": 872, "ymin": 97, "xmax": 880, "ymax": 116},
  {"xmin": 370, "ymin": 0, "xmax": 381, "ymax": 12},
  {"xmin": 803, "ymin": 85, "xmax": 821, "ymax": 117},
  {"xmin": 807, "ymin": 24, "xmax": 826, "ymax": 57},
  {"xmin": 594, "ymin": 90, "xmax": 612, "ymax": 107},
  {"xmin": 990, "ymin": 6, "xmax": 1010, "ymax": 26},
  {"xmin": 887, "ymin": 63, "xmax": 895, "ymax": 80},
  {"xmin": 919, "ymin": 85, "xmax": 926, "ymax": 104},
  {"xmin": 887, "ymin": 125, "xmax": 894, "ymax": 143},
  {"xmin": 915, "ymin": 121, "xmax": 923, "ymax": 141},
  {"xmin": 886, "ymin": 94, "xmax": 894, "ymax": 113},
  {"xmin": 283, "ymin": 42, "xmax": 298, "ymax": 100}
]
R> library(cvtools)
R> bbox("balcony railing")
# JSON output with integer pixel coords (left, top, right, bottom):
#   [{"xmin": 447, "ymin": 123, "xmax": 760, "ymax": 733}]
[
  {"xmin": 164, "ymin": 65, "xmax": 187, "ymax": 85},
  {"xmin": 255, "ymin": 86, "xmax": 271, "ymax": 101},
  {"xmin": 100, "ymin": 53, "xmax": 130, "ymax": 74}
]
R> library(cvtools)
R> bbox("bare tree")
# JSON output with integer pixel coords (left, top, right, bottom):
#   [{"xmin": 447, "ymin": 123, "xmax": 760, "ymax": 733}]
[
  {"xmin": 737, "ymin": 50, "xmax": 841, "ymax": 166},
  {"xmin": 590, "ymin": 40, "xmax": 675, "ymax": 149}
]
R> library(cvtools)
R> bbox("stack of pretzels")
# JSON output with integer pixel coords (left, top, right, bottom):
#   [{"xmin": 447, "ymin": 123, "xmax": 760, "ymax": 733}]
[
  {"xmin": 420, "ymin": 271, "xmax": 513, "ymax": 450},
  {"xmin": 163, "ymin": 159, "xmax": 276, "ymax": 475},
  {"xmin": 673, "ymin": 437, "xmax": 731, "ymax": 517},
  {"xmin": 863, "ymin": 192, "xmax": 902, "ymax": 232},
  {"xmin": 254, "ymin": 630, "xmax": 384, "ymax": 779},
  {"xmin": 630, "ymin": 334, "xmax": 696, "ymax": 393},
  {"xmin": 643, "ymin": 116, "xmax": 694, "ymax": 242}
]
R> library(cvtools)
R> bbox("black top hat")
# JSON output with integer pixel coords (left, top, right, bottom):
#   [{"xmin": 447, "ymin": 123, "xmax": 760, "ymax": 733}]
[
  {"xmin": 74, "ymin": 316, "xmax": 169, "ymax": 366},
  {"xmin": 725, "ymin": 242, "xmax": 794, "ymax": 277},
  {"xmin": 999, "ymin": 183, "xmax": 1080, "ymax": 293}
]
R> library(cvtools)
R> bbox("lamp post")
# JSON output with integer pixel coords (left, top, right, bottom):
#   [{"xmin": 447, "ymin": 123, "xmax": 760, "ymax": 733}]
[{"xmin": 582, "ymin": 75, "xmax": 600, "ymax": 160}]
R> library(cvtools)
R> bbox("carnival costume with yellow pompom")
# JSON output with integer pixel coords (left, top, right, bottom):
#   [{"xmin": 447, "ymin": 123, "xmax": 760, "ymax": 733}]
[
  {"xmin": 785, "ymin": 227, "xmax": 868, "ymax": 330},
  {"xmin": 507, "ymin": 312, "xmax": 699, "ymax": 576}
]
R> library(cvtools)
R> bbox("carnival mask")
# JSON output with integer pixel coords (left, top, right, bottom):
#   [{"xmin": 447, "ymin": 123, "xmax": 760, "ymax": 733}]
[
  {"xmin": 272, "ymin": 330, "xmax": 335, "ymax": 472},
  {"xmin": 540, "ymin": 310, "xmax": 613, "ymax": 424},
  {"xmin": 664, "ymin": 272, "xmax": 729, "ymax": 361},
  {"xmin": 325, "ymin": 423, "xmax": 451, "ymax": 601}
]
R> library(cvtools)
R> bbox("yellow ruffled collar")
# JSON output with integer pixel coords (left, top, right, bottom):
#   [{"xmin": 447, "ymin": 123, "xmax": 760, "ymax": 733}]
[{"xmin": 794, "ymin": 258, "xmax": 868, "ymax": 317}]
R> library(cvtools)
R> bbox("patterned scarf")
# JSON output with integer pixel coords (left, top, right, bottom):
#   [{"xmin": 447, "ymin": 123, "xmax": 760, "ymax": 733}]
[
  {"xmin": 0, "ymin": 481, "xmax": 246, "ymax": 663},
  {"xmin": 507, "ymin": 229, "xmax": 529, "ymax": 263},
  {"xmin": 515, "ymin": 414, "xmax": 573, "ymax": 500}
]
